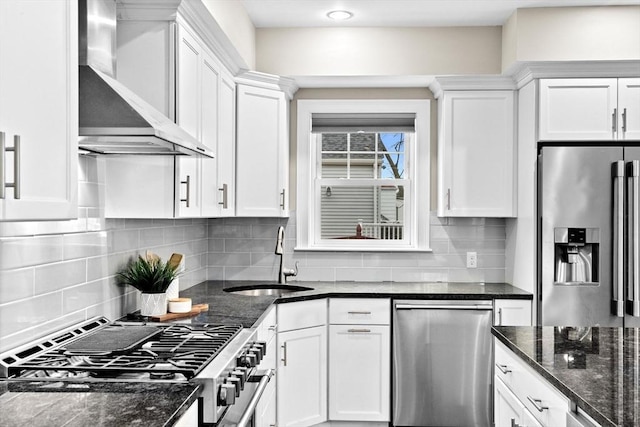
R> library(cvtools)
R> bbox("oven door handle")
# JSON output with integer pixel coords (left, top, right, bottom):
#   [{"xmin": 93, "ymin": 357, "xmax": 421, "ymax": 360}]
[{"xmin": 235, "ymin": 369, "xmax": 275, "ymax": 427}]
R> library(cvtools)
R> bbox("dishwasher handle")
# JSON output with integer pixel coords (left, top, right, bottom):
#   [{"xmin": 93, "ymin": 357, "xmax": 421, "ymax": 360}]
[{"xmin": 395, "ymin": 303, "xmax": 493, "ymax": 311}]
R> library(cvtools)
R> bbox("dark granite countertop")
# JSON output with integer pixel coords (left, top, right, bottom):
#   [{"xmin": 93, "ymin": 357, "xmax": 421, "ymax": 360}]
[
  {"xmin": 0, "ymin": 381, "xmax": 200, "ymax": 427},
  {"xmin": 492, "ymin": 326, "xmax": 640, "ymax": 427},
  {"xmin": 0, "ymin": 280, "xmax": 531, "ymax": 427},
  {"xmin": 176, "ymin": 280, "xmax": 532, "ymax": 327}
]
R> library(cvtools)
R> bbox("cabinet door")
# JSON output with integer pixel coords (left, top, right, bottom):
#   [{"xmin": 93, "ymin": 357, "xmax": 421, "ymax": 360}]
[
  {"xmin": 215, "ymin": 72, "xmax": 236, "ymax": 216},
  {"xmin": 277, "ymin": 326, "xmax": 327, "ymax": 427},
  {"xmin": 328, "ymin": 325, "xmax": 390, "ymax": 421},
  {"xmin": 236, "ymin": 84, "xmax": 289, "ymax": 217},
  {"xmin": 619, "ymin": 78, "xmax": 640, "ymax": 140},
  {"xmin": 438, "ymin": 91, "xmax": 515, "ymax": 217},
  {"xmin": 199, "ymin": 52, "xmax": 220, "ymax": 217},
  {"xmin": 0, "ymin": 0, "xmax": 78, "ymax": 220},
  {"xmin": 175, "ymin": 25, "xmax": 202, "ymax": 217},
  {"xmin": 494, "ymin": 299, "xmax": 532, "ymax": 326},
  {"xmin": 495, "ymin": 377, "xmax": 524, "ymax": 427},
  {"xmin": 539, "ymin": 78, "xmax": 618, "ymax": 141}
]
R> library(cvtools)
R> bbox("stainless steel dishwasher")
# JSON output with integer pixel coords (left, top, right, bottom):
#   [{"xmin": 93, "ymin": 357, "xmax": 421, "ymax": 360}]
[{"xmin": 393, "ymin": 300, "xmax": 493, "ymax": 427}]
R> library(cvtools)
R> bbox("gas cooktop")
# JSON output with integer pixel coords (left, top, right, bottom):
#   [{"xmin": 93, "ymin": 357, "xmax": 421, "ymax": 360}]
[{"xmin": 0, "ymin": 317, "xmax": 243, "ymax": 382}]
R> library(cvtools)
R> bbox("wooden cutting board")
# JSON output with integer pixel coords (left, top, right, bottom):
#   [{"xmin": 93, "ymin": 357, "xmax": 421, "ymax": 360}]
[{"xmin": 149, "ymin": 304, "xmax": 209, "ymax": 322}]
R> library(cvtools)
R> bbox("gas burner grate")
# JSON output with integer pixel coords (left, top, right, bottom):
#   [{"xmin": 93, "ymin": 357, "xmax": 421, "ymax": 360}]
[{"xmin": 2, "ymin": 321, "xmax": 243, "ymax": 381}]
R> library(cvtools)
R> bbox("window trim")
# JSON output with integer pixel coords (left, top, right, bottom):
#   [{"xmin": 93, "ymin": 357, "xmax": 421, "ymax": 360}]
[{"xmin": 296, "ymin": 99, "xmax": 431, "ymax": 252}]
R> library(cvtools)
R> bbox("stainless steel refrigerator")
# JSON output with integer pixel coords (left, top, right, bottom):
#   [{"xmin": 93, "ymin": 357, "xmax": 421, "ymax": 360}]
[{"xmin": 538, "ymin": 145, "xmax": 640, "ymax": 327}]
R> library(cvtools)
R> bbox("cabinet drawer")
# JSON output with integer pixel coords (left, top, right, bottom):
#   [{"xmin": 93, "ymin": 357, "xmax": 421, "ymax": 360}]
[
  {"xmin": 329, "ymin": 298, "xmax": 390, "ymax": 325},
  {"xmin": 278, "ymin": 299, "xmax": 327, "ymax": 332},
  {"xmin": 495, "ymin": 341, "xmax": 568, "ymax": 427}
]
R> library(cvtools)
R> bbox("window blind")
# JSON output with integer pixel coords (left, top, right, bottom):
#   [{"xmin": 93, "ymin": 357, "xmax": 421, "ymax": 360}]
[{"xmin": 311, "ymin": 113, "xmax": 416, "ymax": 133}]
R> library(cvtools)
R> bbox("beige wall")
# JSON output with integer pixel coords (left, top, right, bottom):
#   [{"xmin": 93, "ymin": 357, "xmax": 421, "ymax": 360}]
[
  {"xmin": 257, "ymin": 27, "xmax": 502, "ymax": 77},
  {"xmin": 201, "ymin": 0, "xmax": 256, "ymax": 70},
  {"xmin": 289, "ymin": 88, "xmax": 437, "ymax": 211},
  {"xmin": 502, "ymin": 6, "xmax": 640, "ymax": 71}
]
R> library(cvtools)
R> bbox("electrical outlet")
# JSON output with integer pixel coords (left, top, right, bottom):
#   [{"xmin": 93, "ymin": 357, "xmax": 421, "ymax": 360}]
[{"xmin": 466, "ymin": 252, "xmax": 477, "ymax": 268}]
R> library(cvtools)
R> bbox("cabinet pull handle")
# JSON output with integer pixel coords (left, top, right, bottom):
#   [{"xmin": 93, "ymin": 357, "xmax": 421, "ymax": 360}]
[
  {"xmin": 622, "ymin": 108, "xmax": 628, "ymax": 135},
  {"xmin": 498, "ymin": 307, "xmax": 503, "ymax": 325},
  {"xmin": 447, "ymin": 188, "xmax": 451, "ymax": 210},
  {"xmin": 347, "ymin": 328, "xmax": 371, "ymax": 333},
  {"xmin": 527, "ymin": 395, "xmax": 549, "ymax": 412},
  {"xmin": 1, "ymin": 134, "xmax": 21, "ymax": 200},
  {"xmin": 347, "ymin": 311, "xmax": 371, "ymax": 315},
  {"xmin": 281, "ymin": 342, "xmax": 287, "ymax": 366},
  {"xmin": 280, "ymin": 189, "xmax": 285, "ymax": 209},
  {"xmin": 510, "ymin": 418, "xmax": 521, "ymax": 427},
  {"xmin": 268, "ymin": 324, "xmax": 277, "ymax": 331},
  {"xmin": 612, "ymin": 108, "xmax": 618, "ymax": 136},
  {"xmin": 495, "ymin": 363, "xmax": 512, "ymax": 374},
  {"xmin": 180, "ymin": 175, "xmax": 190, "ymax": 207},
  {"xmin": 218, "ymin": 183, "xmax": 228, "ymax": 208}
]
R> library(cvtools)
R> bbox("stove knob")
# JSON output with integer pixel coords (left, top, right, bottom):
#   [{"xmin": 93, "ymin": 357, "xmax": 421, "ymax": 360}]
[
  {"xmin": 255, "ymin": 341, "xmax": 267, "ymax": 354},
  {"xmin": 244, "ymin": 352, "xmax": 258, "ymax": 367},
  {"xmin": 231, "ymin": 370, "xmax": 246, "ymax": 389},
  {"xmin": 249, "ymin": 347, "xmax": 263, "ymax": 363},
  {"xmin": 218, "ymin": 383, "xmax": 236, "ymax": 406},
  {"xmin": 226, "ymin": 376, "xmax": 241, "ymax": 397},
  {"xmin": 235, "ymin": 366, "xmax": 248, "ymax": 380}
]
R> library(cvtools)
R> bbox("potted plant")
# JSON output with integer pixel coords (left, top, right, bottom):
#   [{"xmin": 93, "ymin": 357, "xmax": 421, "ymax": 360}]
[{"xmin": 118, "ymin": 253, "xmax": 180, "ymax": 316}]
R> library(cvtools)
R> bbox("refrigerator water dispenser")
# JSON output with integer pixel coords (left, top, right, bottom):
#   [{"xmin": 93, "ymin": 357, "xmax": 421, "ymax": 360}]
[{"xmin": 554, "ymin": 228, "xmax": 599, "ymax": 285}]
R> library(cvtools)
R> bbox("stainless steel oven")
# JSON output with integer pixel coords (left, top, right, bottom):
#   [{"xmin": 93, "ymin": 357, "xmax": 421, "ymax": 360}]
[{"xmin": 0, "ymin": 317, "xmax": 273, "ymax": 426}]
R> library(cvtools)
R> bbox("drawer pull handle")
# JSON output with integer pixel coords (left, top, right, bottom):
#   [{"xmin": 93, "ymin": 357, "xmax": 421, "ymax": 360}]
[
  {"xmin": 495, "ymin": 363, "xmax": 512, "ymax": 374},
  {"xmin": 347, "ymin": 328, "xmax": 371, "ymax": 333},
  {"xmin": 268, "ymin": 324, "xmax": 277, "ymax": 331},
  {"xmin": 527, "ymin": 395, "xmax": 548, "ymax": 412},
  {"xmin": 281, "ymin": 342, "xmax": 287, "ymax": 366},
  {"xmin": 347, "ymin": 311, "xmax": 371, "ymax": 315}
]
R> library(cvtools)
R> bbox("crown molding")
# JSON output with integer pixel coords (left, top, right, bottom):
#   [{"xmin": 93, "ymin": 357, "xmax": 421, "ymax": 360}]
[
  {"xmin": 428, "ymin": 75, "xmax": 517, "ymax": 98},
  {"xmin": 235, "ymin": 71, "xmax": 299, "ymax": 99},
  {"xmin": 506, "ymin": 60, "xmax": 640, "ymax": 89},
  {"xmin": 291, "ymin": 75, "xmax": 436, "ymax": 89}
]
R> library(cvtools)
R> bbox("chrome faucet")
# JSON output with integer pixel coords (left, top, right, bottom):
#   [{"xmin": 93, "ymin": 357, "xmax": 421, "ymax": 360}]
[{"xmin": 275, "ymin": 226, "xmax": 298, "ymax": 284}]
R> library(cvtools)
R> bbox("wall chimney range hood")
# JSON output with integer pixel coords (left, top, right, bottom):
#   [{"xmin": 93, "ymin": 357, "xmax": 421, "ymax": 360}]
[{"xmin": 78, "ymin": 0, "xmax": 213, "ymax": 157}]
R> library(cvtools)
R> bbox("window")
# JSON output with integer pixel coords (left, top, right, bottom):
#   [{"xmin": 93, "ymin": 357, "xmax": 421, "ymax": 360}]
[{"xmin": 296, "ymin": 99, "xmax": 431, "ymax": 251}]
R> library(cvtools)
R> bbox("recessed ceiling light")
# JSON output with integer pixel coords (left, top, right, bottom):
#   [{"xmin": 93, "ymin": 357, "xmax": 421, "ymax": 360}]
[{"xmin": 327, "ymin": 10, "xmax": 353, "ymax": 21}]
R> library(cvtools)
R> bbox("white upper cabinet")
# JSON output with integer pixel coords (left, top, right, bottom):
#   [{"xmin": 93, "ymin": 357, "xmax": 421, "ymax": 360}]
[
  {"xmin": 0, "ymin": 0, "xmax": 78, "ymax": 221},
  {"xmin": 107, "ymin": 15, "xmax": 235, "ymax": 218},
  {"xmin": 236, "ymin": 83, "xmax": 290, "ymax": 217},
  {"xmin": 539, "ymin": 78, "xmax": 640, "ymax": 141},
  {"xmin": 436, "ymin": 88, "xmax": 516, "ymax": 217}
]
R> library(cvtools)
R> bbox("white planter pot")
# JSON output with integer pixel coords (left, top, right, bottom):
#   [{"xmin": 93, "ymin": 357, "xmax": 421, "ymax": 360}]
[{"xmin": 140, "ymin": 292, "xmax": 167, "ymax": 316}]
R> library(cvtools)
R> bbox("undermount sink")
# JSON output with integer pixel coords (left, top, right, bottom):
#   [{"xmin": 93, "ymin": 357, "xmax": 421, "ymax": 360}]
[{"xmin": 223, "ymin": 283, "xmax": 313, "ymax": 297}]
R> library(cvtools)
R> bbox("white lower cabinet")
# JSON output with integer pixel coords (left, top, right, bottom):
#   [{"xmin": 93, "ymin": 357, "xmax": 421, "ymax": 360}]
[
  {"xmin": 494, "ymin": 299, "xmax": 532, "ymax": 326},
  {"xmin": 494, "ymin": 340, "xmax": 569, "ymax": 427},
  {"xmin": 173, "ymin": 400, "xmax": 198, "ymax": 427},
  {"xmin": 277, "ymin": 300, "xmax": 328, "ymax": 427},
  {"xmin": 328, "ymin": 298, "xmax": 390, "ymax": 422}
]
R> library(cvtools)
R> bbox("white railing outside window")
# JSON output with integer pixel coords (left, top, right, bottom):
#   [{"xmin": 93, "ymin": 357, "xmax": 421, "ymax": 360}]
[{"xmin": 361, "ymin": 222, "xmax": 404, "ymax": 240}]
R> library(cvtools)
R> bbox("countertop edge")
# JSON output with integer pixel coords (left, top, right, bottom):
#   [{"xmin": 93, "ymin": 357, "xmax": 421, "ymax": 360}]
[
  {"xmin": 491, "ymin": 327, "xmax": 617, "ymax": 427},
  {"xmin": 165, "ymin": 384, "xmax": 202, "ymax": 427}
]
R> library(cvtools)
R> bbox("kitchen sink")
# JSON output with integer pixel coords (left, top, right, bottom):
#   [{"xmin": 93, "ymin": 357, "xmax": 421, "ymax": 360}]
[{"xmin": 223, "ymin": 283, "xmax": 313, "ymax": 297}]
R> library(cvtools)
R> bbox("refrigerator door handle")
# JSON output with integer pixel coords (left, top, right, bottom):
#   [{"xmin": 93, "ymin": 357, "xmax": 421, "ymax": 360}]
[
  {"xmin": 613, "ymin": 161, "xmax": 625, "ymax": 317},
  {"xmin": 628, "ymin": 160, "xmax": 640, "ymax": 317}
]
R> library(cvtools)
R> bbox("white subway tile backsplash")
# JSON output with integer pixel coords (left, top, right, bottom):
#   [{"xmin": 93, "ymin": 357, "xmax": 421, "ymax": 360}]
[
  {"xmin": 336, "ymin": 267, "xmax": 392, "ymax": 282},
  {"xmin": 0, "ymin": 235, "xmax": 64, "ymax": 269},
  {"xmin": 34, "ymin": 259, "xmax": 87, "ymax": 295},
  {"xmin": 0, "ymin": 293, "xmax": 64, "ymax": 337},
  {"xmin": 0, "ymin": 268, "xmax": 35, "ymax": 304}
]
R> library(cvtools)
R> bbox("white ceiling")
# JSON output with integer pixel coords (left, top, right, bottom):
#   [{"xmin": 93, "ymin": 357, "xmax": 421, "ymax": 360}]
[{"xmin": 241, "ymin": 0, "xmax": 640, "ymax": 28}]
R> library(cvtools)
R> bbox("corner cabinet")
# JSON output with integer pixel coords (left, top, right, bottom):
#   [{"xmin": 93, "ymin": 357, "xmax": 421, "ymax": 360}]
[
  {"xmin": 0, "ymin": 0, "xmax": 78, "ymax": 220},
  {"xmin": 539, "ymin": 78, "xmax": 640, "ymax": 141},
  {"xmin": 236, "ymin": 82, "xmax": 290, "ymax": 217},
  {"xmin": 277, "ymin": 299, "xmax": 327, "ymax": 427},
  {"xmin": 431, "ymin": 80, "xmax": 516, "ymax": 217}
]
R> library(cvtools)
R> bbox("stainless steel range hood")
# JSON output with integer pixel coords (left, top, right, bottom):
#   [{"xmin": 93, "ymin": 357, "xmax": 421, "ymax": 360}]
[{"xmin": 78, "ymin": 0, "xmax": 213, "ymax": 157}]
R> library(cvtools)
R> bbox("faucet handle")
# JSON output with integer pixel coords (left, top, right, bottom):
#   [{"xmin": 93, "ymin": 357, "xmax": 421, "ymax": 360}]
[{"xmin": 283, "ymin": 261, "xmax": 299, "ymax": 278}]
